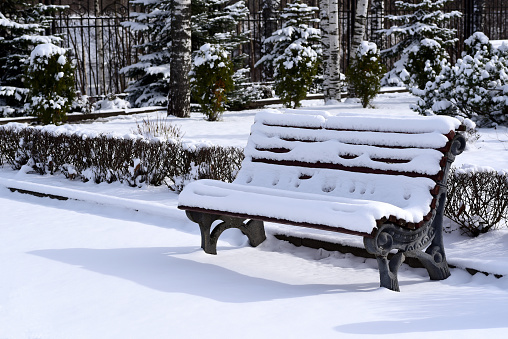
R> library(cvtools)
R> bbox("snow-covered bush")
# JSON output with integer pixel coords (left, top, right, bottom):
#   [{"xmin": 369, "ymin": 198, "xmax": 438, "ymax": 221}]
[
  {"xmin": 380, "ymin": 0, "xmax": 461, "ymax": 87},
  {"xmin": 412, "ymin": 33, "xmax": 508, "ymax": 127},
  {"xmin": 25, "ymin": 43, "xmax": 75, "ymax": 125},
  {"xmin": 190, "ymin": 43, "xmax": 234, "ymax": 121},
  {"xmin": 405, "ymin": 38, "xmax": 448, "ymax": 89},
  {"xmin": 0, "ymin": 123, "xmax": 244, "ymax": 191},
  {"xmin": 133, "ymin": 117, "xmax": 183, "ymax": 141},
  {"xmin": 0, "ymin": 2, "xmax": 65, "ymax": 116},
  {"xmin": 227, "ymin": 78, "xmax": 273, "ymax": 110},
  {"xmin": 94, "ymin": 94, "xmax": 131, "ymax": 111},
  {"xmin": 72, "ymin": 94, "xmax": 93, "ymax": 114},
  {"xmin": 256, "ymin": 0, "xmax": 321, "ymax": 108},
  {"xmin": 346, "ymin": 41, "xmax": 385, "ymax": 108},
  {"xmin": 446, "ymin": 166, "xmax": 508, "ymax": 237}
]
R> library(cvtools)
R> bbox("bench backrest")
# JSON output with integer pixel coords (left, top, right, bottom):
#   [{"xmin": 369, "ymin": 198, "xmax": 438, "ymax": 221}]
[{"xmin": 233, "ymin": 109, "xmax": 465, "ymax": 229}]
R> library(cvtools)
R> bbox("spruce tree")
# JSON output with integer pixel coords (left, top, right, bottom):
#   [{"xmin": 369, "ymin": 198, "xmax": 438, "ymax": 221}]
[
  {"xmin": 380, "ymin": 0, "xmax": 461, "ymax": 87},
  {"xmin": 0, "ymin": 0, "xmax": 63, "ymax": 116},
  {"xmin": 257, "ymin": 0, "xmax": 321, "ymax": 108},
  {"xmin": 191, "ymin": 0, "xmax": 250, "ymax": 108},
  {"xmin": 121, "ymin": 0, "xmax": 173, "ymax": 108}
]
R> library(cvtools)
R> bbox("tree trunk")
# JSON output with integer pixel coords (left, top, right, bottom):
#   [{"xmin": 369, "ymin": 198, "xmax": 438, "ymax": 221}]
[
  {"xmin": 370, "ymin": 0, "xmax": 384, "ymax": 51},
  {"xmin": 351, "ymin": 0, "xmax": 369, "ymax": 57},
  {"xmin": 321, "ymin": 0, "xmax": 341, "ymax": 103},
  {"xmin": 320, "ymin": 0, "xmax": 330, "ymax": 100},
  {"xmin": 169, "ymin": 0, "xmax": 192, "ymax": 118}
]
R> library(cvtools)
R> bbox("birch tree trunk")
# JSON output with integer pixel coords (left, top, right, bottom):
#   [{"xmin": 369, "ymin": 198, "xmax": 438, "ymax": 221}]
[
  {"xmin": 320, "ymin": 0, "xmax": 330, "ymax": 99},
  {"xmin": 370, "ymin": 0, "xmax": 384, "ymax": 51},
  {"xmin": 169, "ymin": 0, "xmax": 192, "ymax": 118},
  {"xmin": 351, "ymin": 0, "xmax": 369, "ymax": 57},
  {"xmin": 321, "ymin": 0, "xmax": 341, "ymax": 103}
]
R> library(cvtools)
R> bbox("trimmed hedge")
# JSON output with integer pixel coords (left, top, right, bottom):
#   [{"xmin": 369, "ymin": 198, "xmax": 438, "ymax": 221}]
[
  {"xmin": 445, "ymin": 167, "xmax": 508, "ymax": 236},
  {"xmin": 0, "ymin": 124, "xmax": 244, "ymax": 192}
]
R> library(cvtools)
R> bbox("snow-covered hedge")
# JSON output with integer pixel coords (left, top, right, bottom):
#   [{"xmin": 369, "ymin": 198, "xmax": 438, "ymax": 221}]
[{"xmin": 0, "ymin": 124, "xmax": 243, "ymax": 192}]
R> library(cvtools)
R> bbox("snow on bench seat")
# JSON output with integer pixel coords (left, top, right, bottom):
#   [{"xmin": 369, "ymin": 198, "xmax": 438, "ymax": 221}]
[{"xmin": 179, "ymin": 170, "xmax": 436, "ymax": 235}]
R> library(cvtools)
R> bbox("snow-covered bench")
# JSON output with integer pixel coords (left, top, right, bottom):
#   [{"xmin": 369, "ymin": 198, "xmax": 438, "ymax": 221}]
[{"xmin": 178, "ymin": 109, "xmax": 466, "ymax": 291}]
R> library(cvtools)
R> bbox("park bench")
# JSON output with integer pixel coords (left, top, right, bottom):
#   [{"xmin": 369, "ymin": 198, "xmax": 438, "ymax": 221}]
[{"xmin": 178, "ymin": 109, "xmax": 466, "ymax": 291}]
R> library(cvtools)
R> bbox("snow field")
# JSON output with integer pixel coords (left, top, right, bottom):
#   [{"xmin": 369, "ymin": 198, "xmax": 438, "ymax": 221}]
[{"xmin": 1, "ymin": 92, "xmax": 508, "ymax": 337}]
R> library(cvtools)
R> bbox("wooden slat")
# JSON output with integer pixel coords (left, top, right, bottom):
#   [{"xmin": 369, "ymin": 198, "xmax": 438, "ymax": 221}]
[
  {"xmin": 276, "ymin": 136, "xmax": 450, "ymax": 152},
  {"xmin": 255, "ymin": 147, "xmax": 414, "ymax": 164},
  {"xmin": 251, "ymin": 157, "xmax": 444, "ymax": 181}
]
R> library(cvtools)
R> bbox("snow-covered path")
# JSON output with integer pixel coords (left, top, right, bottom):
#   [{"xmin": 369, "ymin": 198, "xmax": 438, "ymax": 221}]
[{"xmin": 1, "ymin": 179, "xmax": 508, "ymax": 338}]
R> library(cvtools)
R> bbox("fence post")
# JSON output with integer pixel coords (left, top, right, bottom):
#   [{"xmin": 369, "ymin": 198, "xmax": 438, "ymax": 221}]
[{"xmin": 95, "ymin": 0, "xmax": 105, "ymax": 96}]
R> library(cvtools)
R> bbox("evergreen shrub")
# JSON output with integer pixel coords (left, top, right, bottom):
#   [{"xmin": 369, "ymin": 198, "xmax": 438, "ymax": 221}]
[
  {"xmin": 190, "ymin": 43, "xmax": 234, "ymax": 121},
  {"xmin": 346, "ymin": 41, "xmax": 385, "ymax": 108},
  {"xmin": 405, "ymin": 38, "xmax": 447, "ymax": 89},
  {"xmin": 412, "ymin": 33, "xmax": 508, "ymax": 127},
  {"xmin": 380, "ymin": 0, "xmax": 461, "ymax": 86},
  {"xmin": 274, "ymin": 45, "xmax": 319, "ymax": 108},
  {"xmin": 256, "ymin": 0, "xmax": 321, "ymax": 108},
  {"xmin": 25, "ymin": 43, "xmax": 75, "ymax": 125}
]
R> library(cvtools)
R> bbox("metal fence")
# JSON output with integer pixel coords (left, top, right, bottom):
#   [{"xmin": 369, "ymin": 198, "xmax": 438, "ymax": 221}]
[
  {"xmin": 50, "ymin": 1, "xmax": 135, "ymax": 97},
  {"xmin": 49, "ymin": 0, "xmax": 508, "ymax": 97}
]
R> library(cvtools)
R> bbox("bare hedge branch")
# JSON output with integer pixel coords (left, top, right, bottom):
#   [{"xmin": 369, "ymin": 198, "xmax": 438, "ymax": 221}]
[{"xmin": 446, "ymin": 168, "xmax": 508, "ymax": 237}]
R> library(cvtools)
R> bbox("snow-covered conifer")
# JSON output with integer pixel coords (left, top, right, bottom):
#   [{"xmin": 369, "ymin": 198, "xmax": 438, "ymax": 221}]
[
  {"xmin": 121, "ymin": 0, "xmax": 173, "ymax": 108},
  {"xmin": 257, "ymin": 0, "xmax": 321, "ymax": 108},
  {"xmin": 191, "ymin": 0, "xmax": 251, "ymax": 108},
  {"xmin": 25, "ymin": 43, "xmax": 75, "ymax": 125},
  {"xmin": 412, "ymin": 32, "xmax": 508, "ymax": 127},
  {"xmin": 346, "ymin": 41, "xmax": 385, "ymax": 108},
  {"xmin": 122, "ymin": 0, "xmax": 249, "ymax": 111},
  {"xmin": 190, "ymin": 43, "xmax": 234, "ymax": 121},
  {"xmin": 0, "ymin": 0, "xmax": 64, "ymax": 116},
  {"xmin": 380, "ymin": 0, "xmax": 461, "ymax": 87}
]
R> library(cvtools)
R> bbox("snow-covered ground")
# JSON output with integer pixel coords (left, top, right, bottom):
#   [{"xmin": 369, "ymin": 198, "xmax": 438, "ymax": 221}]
[{"xmin": 1, "ymin": 92, "xmax": 508, "ymax": 338}]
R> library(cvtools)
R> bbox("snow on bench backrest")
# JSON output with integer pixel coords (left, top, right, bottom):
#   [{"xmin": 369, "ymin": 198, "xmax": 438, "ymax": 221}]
[{"xmin": 233, "ymin": 109, "xmax": 463, "ymax": 228}]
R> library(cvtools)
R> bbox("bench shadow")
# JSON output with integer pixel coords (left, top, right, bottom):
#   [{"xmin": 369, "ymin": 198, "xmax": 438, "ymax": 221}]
[{"xmin": 29, "ymin": 246, "xmax": 384, "ymax": 302}]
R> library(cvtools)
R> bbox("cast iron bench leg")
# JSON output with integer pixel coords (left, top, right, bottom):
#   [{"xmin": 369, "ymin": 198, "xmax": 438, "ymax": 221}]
[
  {"xmin": 376, "ymin": 252, "xmax": 405, "ymax": 292},
  {"xmin": 185, "ymin": 211, "xmax": 266, "ymax": 255},
  {"xmin": 406, "ymin": 193, "xmax": 451, "ymax": 281}
]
